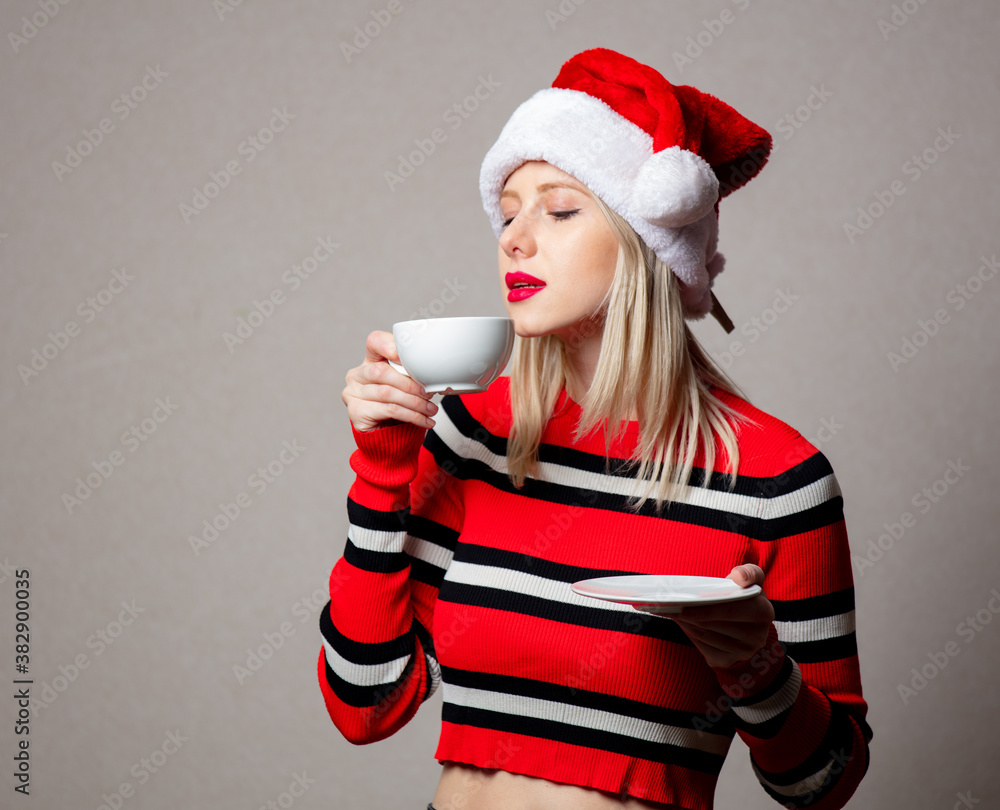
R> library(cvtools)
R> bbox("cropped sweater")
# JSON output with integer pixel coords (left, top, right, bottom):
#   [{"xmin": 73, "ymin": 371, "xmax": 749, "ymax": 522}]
[{"xmin": 317, "ymin": 376, "xmax": 872, "ymax": 809}]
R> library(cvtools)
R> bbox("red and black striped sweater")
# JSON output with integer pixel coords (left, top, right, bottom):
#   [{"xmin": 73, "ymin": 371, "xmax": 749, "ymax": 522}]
[{"xmin": 318, "ymin": 376, "xmax": 872, "ymax": 809}]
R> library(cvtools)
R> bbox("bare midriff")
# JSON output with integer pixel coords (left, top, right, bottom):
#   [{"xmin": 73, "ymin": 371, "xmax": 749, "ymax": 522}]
[{"xmin": 431, "ymin": 762, "xmax": 688, "ymax": 810}]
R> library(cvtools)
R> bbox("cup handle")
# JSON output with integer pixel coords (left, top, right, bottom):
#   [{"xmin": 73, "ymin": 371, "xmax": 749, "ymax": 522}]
[{"xmin": 387, "ymin": 359, "xmax": 410, "ymax": 377}]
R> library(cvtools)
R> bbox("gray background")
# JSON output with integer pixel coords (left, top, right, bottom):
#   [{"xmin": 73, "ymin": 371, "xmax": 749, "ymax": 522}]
[{"xmin": 1, "ymin": 0, "xmax": 998, "ymax": 807}]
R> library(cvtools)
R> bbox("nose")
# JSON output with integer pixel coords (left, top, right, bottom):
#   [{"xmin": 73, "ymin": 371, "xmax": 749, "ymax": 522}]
[{"xmin": 498, "ymin": 212, "xmax": 535, "ymax": 259}]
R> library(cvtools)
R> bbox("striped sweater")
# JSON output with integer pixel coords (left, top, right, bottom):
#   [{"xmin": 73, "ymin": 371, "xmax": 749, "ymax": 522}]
[{"xmin": 318, "ymin": 376, "xmax": 872, "ymax": 809}]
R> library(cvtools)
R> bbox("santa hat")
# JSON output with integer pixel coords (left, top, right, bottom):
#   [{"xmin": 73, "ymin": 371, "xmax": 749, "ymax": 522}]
[{"xmin": 479, "ymin": 47, "xmax": 771, "ymax": 330}]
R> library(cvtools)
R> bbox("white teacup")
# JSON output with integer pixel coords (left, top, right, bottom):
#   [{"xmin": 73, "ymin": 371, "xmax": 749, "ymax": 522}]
[{"xmin": 389, "ymin": 316, "xmax": 514, "ymax": 394}]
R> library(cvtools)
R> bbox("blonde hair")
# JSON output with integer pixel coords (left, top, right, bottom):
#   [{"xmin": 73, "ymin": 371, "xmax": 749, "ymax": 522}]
[{"xmin": 506, "ymin": 192, "xmax": 760, "ymax": 514}]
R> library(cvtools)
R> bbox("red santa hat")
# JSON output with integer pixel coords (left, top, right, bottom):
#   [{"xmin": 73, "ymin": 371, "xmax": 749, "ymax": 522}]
[{"xmin": 479, "ymin": 47, "xmax": 771, "ymax": 329}]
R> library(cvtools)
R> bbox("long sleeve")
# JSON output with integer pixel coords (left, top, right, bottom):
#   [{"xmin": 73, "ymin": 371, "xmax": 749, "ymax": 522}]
[
  {"xmin": 709, "ymin": 440, "xmax": 872, "ymax": 809},
  {"xmin": 317, "ymin": 419, "xmax": 464, "ymax": 744}
]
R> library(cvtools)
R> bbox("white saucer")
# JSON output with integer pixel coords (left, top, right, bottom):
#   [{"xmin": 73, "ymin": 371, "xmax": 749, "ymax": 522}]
[{"xmin": 570, "ymin": 575, "xmax": 761, "ymax": 615}]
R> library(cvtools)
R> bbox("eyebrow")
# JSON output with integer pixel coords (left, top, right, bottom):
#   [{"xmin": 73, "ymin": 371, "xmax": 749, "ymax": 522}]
[{"xmin": 500, "ymin": 181, "xmax": 588, "ymax": 200}]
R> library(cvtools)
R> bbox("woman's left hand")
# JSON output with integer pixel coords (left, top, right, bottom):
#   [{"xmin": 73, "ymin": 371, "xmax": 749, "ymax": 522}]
[{"xmin": 670, "ymin": 564, "xmax": 775, "ymax": 669}]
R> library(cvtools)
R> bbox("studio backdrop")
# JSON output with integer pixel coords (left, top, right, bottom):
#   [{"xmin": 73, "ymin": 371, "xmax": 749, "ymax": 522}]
[{"xmin": 2, "ymin": 1, "xmax": 998, "ymax": 807}]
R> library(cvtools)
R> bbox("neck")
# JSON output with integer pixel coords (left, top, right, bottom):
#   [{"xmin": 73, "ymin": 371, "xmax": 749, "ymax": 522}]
[
  {"xmin": 558, "ymin": 319, "xmax": 639, "ymax": 422},
  {"xmin": 559, "ymin": 319, "xmax": 603, "ymax": 404}
]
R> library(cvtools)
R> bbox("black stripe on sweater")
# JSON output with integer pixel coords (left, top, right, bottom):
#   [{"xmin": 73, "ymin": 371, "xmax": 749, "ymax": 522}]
[
  {"xmin": 440, "ymin": 394, "xmax": 508, "ymax": 458},
  {"xmin": 453, "ymin": 541, "xmax": 639, "ymax": 587},
  {"xmin": 771, "ymin": 589, "xmax": 855, "ymax": 622},
  {"xmin": 407, "ymin": 513, "xmax": 460, "ymax": 551},
  {"xmin": 446, "ymin": 453, "xmax": 766, "ymax": 536},
  {"xmin": 763, "ymin": 497, "xmax": 845, "ymax": 543},
  {"xmin": 443, "ymin": 395, "xmax": 837, "ymax": 501},
  {"xmin": 782, "ymin": 634, "xmax": 858, "ymax": 664},
  {"xmin": 452, "ymin": 457, "xmax": 833, "ymax": 552},
  {"xmin": 441, "ymin": 703, "xmax": 726, "ymax": 776},
  {"xmin": 442, "ymin": 665, "xmax": 736, "ymax": 737},
  {"xmin": 323, "ymin": 649, "xmax": 417, "ymax": 709},
  {"xmin": 347, "ymin": 497, "xmax": 408, "ymax": 533},
  {"xmin": 756, "ymin": 451, "xmax": 834, "ymax": 498},
  {"xmin": 437, "ymin": 581, "xmax": 692, "ymax": 646},
  {"xmin": 319, "ymin": 605, "xmax": 413, "ymax": 666},
  {"xmin": 408, "ymin": 556, "xmax": 447, "ymax": 589},
  {"xmin": 344, "ymin": 538, "xmax": 409, "ymax": 573},
  {"xmin": 433, "ymin": 400, "xmax": 841, "ymax": 541}
]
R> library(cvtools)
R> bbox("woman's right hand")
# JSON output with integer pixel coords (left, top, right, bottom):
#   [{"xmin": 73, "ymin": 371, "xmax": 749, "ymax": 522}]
[{"xmin": 342, "ymin": 330, "xmax": 439, "ymax": 433}]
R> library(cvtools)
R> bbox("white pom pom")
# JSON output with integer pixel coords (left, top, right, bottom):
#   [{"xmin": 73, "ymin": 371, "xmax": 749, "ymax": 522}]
[{"xmin": 631, "ymin": 146, "xmax": 719, "ymax": 228}]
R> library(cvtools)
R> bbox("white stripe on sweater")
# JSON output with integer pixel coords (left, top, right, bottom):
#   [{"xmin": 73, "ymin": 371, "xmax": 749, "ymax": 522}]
[
  {"xmin": 444, "ymin": 561, "xmax": 858, "ymax": 650},
  {"xmin": 404, "ymin": 533, "xmax": 455, "ymax": 572},
  {"xmin": 433, "ymin": 401, "xmax": 839, "ymax": 519},
  {"xmin": 347, "ymin": 524, "xmax": 454, "ymax": 573},
  {"xmin": 731, "ymin": 660, "xmax": 803, "ymax": 726},
  {"xmin": 774, "ymin": 612, "xmax": 855, "ymax": 644},
  {"xmin": 323, "ymin": 640, "xmax": 409, "ymax": 688},
  {"xmin": 752, "ymin": 755, "xmax": 837, "ymax": 799},
  {"xmin": 347, "ymin": 522, "xmax": 404, "ymax": 553},
  {"xmin": 444, "ymin": 560, "xmax": 636, "ymax": 614}
]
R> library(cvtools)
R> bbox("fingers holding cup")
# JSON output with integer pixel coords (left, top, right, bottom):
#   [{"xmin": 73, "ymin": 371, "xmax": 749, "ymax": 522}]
[{"xmin": 344, "ymin": 331, "xmax": 437, "ymax": 432}]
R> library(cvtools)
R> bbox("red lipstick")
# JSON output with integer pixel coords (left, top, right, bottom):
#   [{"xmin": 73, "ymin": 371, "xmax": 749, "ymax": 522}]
[{"xmin": 506, "ymin": 271, "xmax": 546, "ymax": 302}]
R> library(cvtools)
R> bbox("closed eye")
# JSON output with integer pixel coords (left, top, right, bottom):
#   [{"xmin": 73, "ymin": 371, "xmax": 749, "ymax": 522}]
[{"xmin": 501, "ymin": 209, "xmax": 580, "ymax": 229}]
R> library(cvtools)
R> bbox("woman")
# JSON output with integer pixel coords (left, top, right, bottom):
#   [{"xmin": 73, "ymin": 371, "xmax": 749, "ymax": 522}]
[{"xmin": 320, "ymin": 48, "xmax": 872, "ymax": 810}]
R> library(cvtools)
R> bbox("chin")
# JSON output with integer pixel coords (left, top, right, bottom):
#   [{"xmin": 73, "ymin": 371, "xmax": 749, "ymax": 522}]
[
  {"xmin": 508, "ymin": 316, "xmax": 553, "ymax": 340},
  {"xmin": 513, "ymin": 326, "xmax": 544, "ymax": 340}
]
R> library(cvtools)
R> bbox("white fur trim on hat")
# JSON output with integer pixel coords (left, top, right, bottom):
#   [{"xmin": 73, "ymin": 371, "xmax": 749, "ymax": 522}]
[
  {"xmin": 657, "ymin": 208, "xmax": 722, "ymax": 318},
  {"xmin": 631, "ymin": 145, "xmax": 719, "ymax": 228},
  {"xmin": 480, "ymin": 87, "xmax": 721, "ymax": 317}
]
